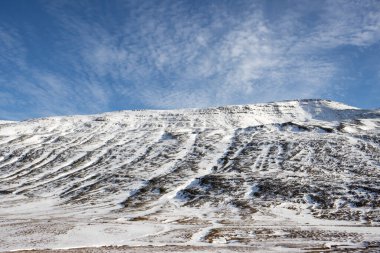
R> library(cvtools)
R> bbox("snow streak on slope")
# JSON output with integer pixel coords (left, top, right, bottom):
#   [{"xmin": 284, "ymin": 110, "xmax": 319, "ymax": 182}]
[{"xmin": 0, "ymin": 99, "xmax": 379, "ymax": 252}]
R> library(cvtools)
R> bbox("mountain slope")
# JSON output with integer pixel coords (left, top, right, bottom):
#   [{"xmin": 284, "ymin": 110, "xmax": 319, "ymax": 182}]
[{"xmin": 0, "ymin": 99, "xmax": 379, "ymax": 252}]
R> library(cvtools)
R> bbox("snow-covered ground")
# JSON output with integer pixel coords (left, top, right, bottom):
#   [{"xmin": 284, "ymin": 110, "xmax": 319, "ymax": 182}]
[{"xmin": 0, "ymin": 99, "xmax": 379, "ymax": 252}]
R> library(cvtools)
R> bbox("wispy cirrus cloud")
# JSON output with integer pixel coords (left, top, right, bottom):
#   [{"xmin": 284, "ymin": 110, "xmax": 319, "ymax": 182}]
[
  {"xmin": 312, "ymin": 0, "xmax": 380, "ymax": 48},
  {"xmin": 0, "ymin": 25, "xmax": 27, "ymax": 73},
  {"xmin": 0, "ymin": 0, "xmax": 379, "ymax": 119}
]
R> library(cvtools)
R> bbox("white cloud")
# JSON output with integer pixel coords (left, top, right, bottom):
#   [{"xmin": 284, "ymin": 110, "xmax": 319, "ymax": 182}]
[
  {"xmin": 291, "ymin": 0, "xmax": 380, "ymax": 50},
  {"xmin": 34, "ymin": 1, "xmax": 380, "ymax": 107},
  {"xmin": 2, "ymin": 0, "xmax": 380, "ymax": 119},
  {"xmin": 0, "ymin": 25, "xmax": 26, "ymax": 71}
]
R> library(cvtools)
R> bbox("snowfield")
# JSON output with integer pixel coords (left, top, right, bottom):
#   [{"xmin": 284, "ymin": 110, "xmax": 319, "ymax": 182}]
[{"xmin": 0, "ymin": 99, "xmax": 379, "ymax": 252}]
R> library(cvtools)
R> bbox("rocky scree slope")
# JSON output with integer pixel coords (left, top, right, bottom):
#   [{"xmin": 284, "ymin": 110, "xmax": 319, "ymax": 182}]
[{"xmin": 0, "ymin": 99, "xmax": 379, "ymax": 222}]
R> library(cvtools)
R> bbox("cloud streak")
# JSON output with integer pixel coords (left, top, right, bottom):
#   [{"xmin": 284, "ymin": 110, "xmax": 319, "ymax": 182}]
[{"xmin": 0, "ymin": 0, "xmax": 379, "ymax": 119}]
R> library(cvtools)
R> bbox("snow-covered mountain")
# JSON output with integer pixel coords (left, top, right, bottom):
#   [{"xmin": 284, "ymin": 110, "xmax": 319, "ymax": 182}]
[{"xmin": 0, "ymin": 99, "xmax": 379, "ymax": 252}]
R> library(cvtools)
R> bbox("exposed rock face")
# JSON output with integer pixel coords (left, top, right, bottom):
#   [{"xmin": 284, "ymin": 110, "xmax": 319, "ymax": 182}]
[{"xmin": 0, "ymin": 99, "xmax": 379, "ymax": 251}]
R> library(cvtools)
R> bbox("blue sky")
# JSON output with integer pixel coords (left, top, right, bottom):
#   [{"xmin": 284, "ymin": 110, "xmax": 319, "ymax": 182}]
[{"xmin": 0, "ymin": 0, "xmax": 379, "ymax": 120}]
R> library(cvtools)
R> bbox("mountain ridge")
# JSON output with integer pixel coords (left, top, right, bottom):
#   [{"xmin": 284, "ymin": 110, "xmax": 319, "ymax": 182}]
[{"xmin": 0, "ymin": 99, "xmax": 362, "ymax": 122}]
